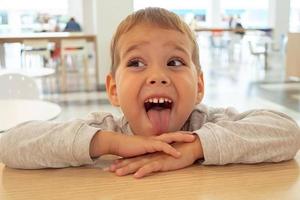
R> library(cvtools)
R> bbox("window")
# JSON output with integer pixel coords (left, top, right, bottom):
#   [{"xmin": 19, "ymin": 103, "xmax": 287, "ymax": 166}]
[
  {"xmin": 0, "ymin": 0, "xmax": 68, "ymax": 33},
  {"xmin": 220, "ymin": 0, "xmax": 269, "ymax": 28},
  {"xmin": 134, "ymin": 0, "xmax": 209, "ymax": 26}
]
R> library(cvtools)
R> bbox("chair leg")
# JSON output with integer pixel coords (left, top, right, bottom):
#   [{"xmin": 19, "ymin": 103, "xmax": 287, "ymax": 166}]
[
  {"xmin": 264, "ymin": 52, "xmax": 268, "ymax": 70},
  {"xmin": 60, "ymin": 56, "xmax": 67, "ymax": 93},
  {"xmin": 83, "ymin": 56, "xmax": 89, "ymax": 91},
  {"xmin": 20, "ymin": 50, "xmax": 24, "ymax": 68}
]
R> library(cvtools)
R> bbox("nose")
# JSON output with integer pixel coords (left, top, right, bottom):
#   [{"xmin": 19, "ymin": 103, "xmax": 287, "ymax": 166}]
[{"xmin": 147, "ymin": 72, "xmax": 171, "ymax": 86}]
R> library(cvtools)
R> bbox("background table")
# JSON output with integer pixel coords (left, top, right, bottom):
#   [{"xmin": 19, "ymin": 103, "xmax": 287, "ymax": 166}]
[
  {"xmin": 0, "ymin": 68, "xmax": 55, "ymax": 78},
  {"xmin": 0, "ymin": 99, "xmax": 61, "ymax": 132},
  {"xmin": 0, "ymin": 32, "xmax": 99, "ymax": 89},
  {"xmin": 194, "ymin": 27, "xmax": 273, "ymax": 33},
  {"xmin": 0, "ymin": 153, "xmax": 299, "ymax": 200}
]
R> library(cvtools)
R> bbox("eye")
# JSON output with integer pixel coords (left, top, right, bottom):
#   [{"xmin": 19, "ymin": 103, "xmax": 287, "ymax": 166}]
[
  {"xmin": 167, "ymin": 58, "xmax": 185, "ymax": 67},
  {"xmin": 127, "ymin": 58, "xmax": 145, "ymax": 67}
]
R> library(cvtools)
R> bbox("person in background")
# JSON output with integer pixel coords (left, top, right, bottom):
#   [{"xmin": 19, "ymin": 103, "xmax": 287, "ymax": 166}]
[
  {"xmin": 64, "ymin": 17, "xmax": 82, "ymax": 32},
  {"xmin": 228, "ymin": 15, "xmax": 234, "ymax": 28},
  {"xmin": 234, "ymin": 15, "xmax": 245, "ymax": 37}
]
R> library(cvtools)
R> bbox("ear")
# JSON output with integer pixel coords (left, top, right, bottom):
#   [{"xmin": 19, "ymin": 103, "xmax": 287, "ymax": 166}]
[
  {"xmin": 106, "ymin": 73, "xmax": 120, "ymax": 107},
  {"xmin": 196, "ymin": 72, "xmax": 204, "ymax": 104}
]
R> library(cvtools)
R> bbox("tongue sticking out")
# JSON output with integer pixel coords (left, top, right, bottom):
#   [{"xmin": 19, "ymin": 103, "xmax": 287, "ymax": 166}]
[{"xmin": 147, "ymin": 109, "xmax": 171, "ymax": 134}]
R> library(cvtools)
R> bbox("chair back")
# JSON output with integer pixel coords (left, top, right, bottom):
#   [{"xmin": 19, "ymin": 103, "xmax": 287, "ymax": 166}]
[
  {"xmin": 22, "ymin": 39, "xmax": 50, "ymax": 57},
  {"xmin": 248, "ymin": 41, "xmax": 255, "ymax": 54},
  {"xmin": 0, "ymin": 73, "xmax": 39, "ymax": 99},
  {"xmin": 61, "ymin": 39, "xmax": 88, "ymax": 56}
]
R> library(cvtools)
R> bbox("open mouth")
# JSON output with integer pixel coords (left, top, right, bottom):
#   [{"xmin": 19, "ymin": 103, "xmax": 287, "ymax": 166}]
[
  {"xmin": 144, "ymin": 97, "xmax": 173, "ymax": 112},
  {"xmin": 144, "ymin": 97, "xmax": 173, "ymax": 134}
]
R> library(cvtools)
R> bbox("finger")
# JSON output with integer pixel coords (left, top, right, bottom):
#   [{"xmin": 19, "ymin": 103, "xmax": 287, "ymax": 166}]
[
  {"xmin": 109, "ymin": 160, "xmax": 121, "ymax": 172},
  {"xmin": 112, "ymin": 159, "xmax": 123, "ymax": 165},
  {"xmin": 110, "ymin": 159, "xmax": 131, "ymax": 172},
  {"xmin": 149, "ymin": 141, "xmax": 181, "ymax": 158},
  {"xmin": 115, "ymin": 160, "xmax": 146, "ymax": 176},
  {"xmin": 109, "ymin": 164, "xmax": 118, "ymax": 172},
  {"xmin": 133, "ymin": 161, "xmax": 163, "ymax": 178},
  {"xmin": 110, "ymin": 157, "xmax": 140, "ymax": 171},
  {"xmin": 154, "ymin": 132, "xmax": 196, "ymax": 143},
  {"xmin": 110, "ymin": 158, "xmax": 130, "ymax": 172},
  {"xmin": 111, "ymin": 157, "xmax": 149, "ymax": 172}
]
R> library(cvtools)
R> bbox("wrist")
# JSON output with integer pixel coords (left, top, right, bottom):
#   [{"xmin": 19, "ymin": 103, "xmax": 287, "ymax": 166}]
[
  {"xmin": 89, "ymin": 131, "xmax": 115, "ymax": 158},
  {"xmin": 192, "ymin": 136, "xmax": 204, "ymax": 161}
]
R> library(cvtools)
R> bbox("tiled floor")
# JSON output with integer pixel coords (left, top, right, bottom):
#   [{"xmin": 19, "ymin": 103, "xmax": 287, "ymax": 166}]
[{"xmin": 3, "ymin": 34, "xmax": 300, "ymax": 124}]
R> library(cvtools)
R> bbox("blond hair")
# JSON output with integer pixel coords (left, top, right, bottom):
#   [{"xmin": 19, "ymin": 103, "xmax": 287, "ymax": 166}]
[{"xmin": 110, "ymin": 7, "xmax": 201, "ymax": 76}]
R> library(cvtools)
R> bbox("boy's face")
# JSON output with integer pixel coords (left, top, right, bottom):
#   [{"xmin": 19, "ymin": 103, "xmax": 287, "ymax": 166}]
[{"xmin": 107, "ymin": 23, "xmax": 204, "ymax": 136}]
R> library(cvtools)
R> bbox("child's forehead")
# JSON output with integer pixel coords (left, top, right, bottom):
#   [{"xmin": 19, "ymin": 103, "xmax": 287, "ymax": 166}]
[
  {"xmin": 123, "ymin": 22, "xmax": 184, "ymax": 37},
  {"xmin": 118, "ymin": 23, "xmax": 192, "ymax": 51}
]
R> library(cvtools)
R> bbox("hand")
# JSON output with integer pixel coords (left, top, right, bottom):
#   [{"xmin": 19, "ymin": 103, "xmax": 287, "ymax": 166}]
[
  {"xmin": 111, "ymin": 131, "xmax": 197, "ymax": 158},
  {"xmin": 109, "ymin": 137, "xmax": 204, "ymax": 178},
  {"xmin": 90, "ymin": 131, "xmax": 196, "ymax": 159}
]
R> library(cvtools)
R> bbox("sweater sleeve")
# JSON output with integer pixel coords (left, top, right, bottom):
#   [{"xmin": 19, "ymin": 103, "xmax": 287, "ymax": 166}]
[
  {"xmin": 194, "ymin": 108, "xmax": 300, "ymax": 165},
  {"xmin": 0, "ymin": 113, "xmax": 119, "ymax": 169}
]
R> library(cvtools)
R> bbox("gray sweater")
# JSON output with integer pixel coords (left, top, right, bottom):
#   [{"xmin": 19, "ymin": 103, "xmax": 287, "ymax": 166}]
[{"xmin": 0, "ymin": 104, "xmax": 300, "ymax": 169}]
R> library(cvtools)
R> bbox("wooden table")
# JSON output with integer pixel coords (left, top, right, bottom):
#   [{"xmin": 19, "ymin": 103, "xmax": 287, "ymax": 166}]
[
  {"xmin": 0, "ymin": 32, "xmax": 99, "ymax": 89},
  {"xmin": 0, "ymin": 99, "xmax": 61, "ymax": 132},
  {"xmin": 0, "ymin": 153, "xmax": 299, "ymax": 200}
]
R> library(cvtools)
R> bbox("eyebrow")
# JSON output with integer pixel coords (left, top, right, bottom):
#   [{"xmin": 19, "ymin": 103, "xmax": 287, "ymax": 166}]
[
  {"xmin": 122, "ymin": 41, "xmax": 150, "ymax": 58},
  {"xmin": 163, "ymin": 42, "xmax": 191, "ymax": 56},
  {"xmin": 121, "ymin": 41, "xmax": 191, "ymax": 58}
]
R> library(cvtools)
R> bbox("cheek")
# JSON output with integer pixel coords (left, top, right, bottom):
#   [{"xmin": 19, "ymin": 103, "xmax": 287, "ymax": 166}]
[
  {"xmin": 172, "ymin": 74, "xmax": 198, "ymax": 124},
  {"xmin": 115, "ymin": 73, "xmax": 141, "ymax": 110},
  {"xmin": 177, "ymin": 74, "xmax": 199, "ymax": 103}
]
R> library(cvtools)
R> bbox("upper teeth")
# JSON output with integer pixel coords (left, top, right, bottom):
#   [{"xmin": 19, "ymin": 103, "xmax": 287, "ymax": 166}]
[{"xmin": 145, "ymin": 97, "xmax": 172, "ymax": 103}]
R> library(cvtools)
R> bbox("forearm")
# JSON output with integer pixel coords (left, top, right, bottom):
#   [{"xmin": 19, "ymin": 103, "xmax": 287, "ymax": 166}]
[
  {"xmin": 191, "ymin": 137, "xmax": 204, "ymax": 161},
  {"xmin": 197, "ymin": 110, "xmax": 300, "ymax": 165},
  {"xmin": 89, "ymin": 131, "xmax": 117, "ymax": 158},
  {"xmin": 0, "ymin": 120, "xmax": 99, "ymax": 169}
]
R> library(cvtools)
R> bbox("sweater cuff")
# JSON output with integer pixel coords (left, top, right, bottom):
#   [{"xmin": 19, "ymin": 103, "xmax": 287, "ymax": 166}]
[
  {"xmin": 72, "ymin": 124, "xmax": 101, "ymax": 165},
  {"xmin": 194, "ymin": 124, "xmax": 221, "ymax": 165}
]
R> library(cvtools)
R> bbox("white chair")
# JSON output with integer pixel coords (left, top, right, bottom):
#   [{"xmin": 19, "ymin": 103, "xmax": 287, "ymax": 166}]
[
  {"xmin": 0, "ymin": 73, "xmax": 62, "ymax": 132},
  {"xmin": 248, "ymin": 41, "xmax": 268, "ymax": 70},
  {"xmin": 60, "ymin": 39, "xmax": 89, "ymax": 92},
  {"xmin": 20, "ymin": 39, "xmax": 56, "ymax": 94},
  {"xmin": 0, "ymin": 73, "xmax": 39, "ymax": 99},
  {"xmin": 21, "ymin": 39, "xmax": 51, "ymax": 68}
]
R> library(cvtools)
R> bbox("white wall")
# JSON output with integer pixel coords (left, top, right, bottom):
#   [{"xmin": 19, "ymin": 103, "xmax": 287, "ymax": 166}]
[
  {"xmin": 94, "ymin": 0, "xmax": 133, "ymax": 86},
  {"xmin": 82, "ymin": 0, "xmax": 96, "ymax": 34},
  {"xmin": 68, "ymin": 0, "xmax": 83, "ymax": 24},
  {"xmin": 269, "ymin": 0, "xmax": 290, "ymax": 49},
  {"xmin": 70, "ymin": 0, "xmax": 133, "ymax": 87},
  {"xmin": 207, "ymin": 0, "xmax": 221, "ymax": 27}
]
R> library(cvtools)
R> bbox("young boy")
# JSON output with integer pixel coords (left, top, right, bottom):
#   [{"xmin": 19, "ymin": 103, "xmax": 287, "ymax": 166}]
[{"xmin": 0, "ymin": 8, "xmax": 299, "ymax": 178}]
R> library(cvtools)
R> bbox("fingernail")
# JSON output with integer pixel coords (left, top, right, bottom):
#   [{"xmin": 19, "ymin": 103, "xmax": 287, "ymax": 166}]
[
  {"xmin": 134, "ymin": 172, "xmax": 140, "ymax": 178},
  {"xmin": 190, "ymin": 135, "xmax": 196, "ymax": 139},
  {"xmin": 109, "ymin": 165, "xmax": 116, "ymax": 171},
  {"xmin": 116, "ymin": 169, "xmax": 124, "ymax": 176},
  {"xmin": 103, "ymin": 167, "xmax": 110, "ymax": 171}
]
